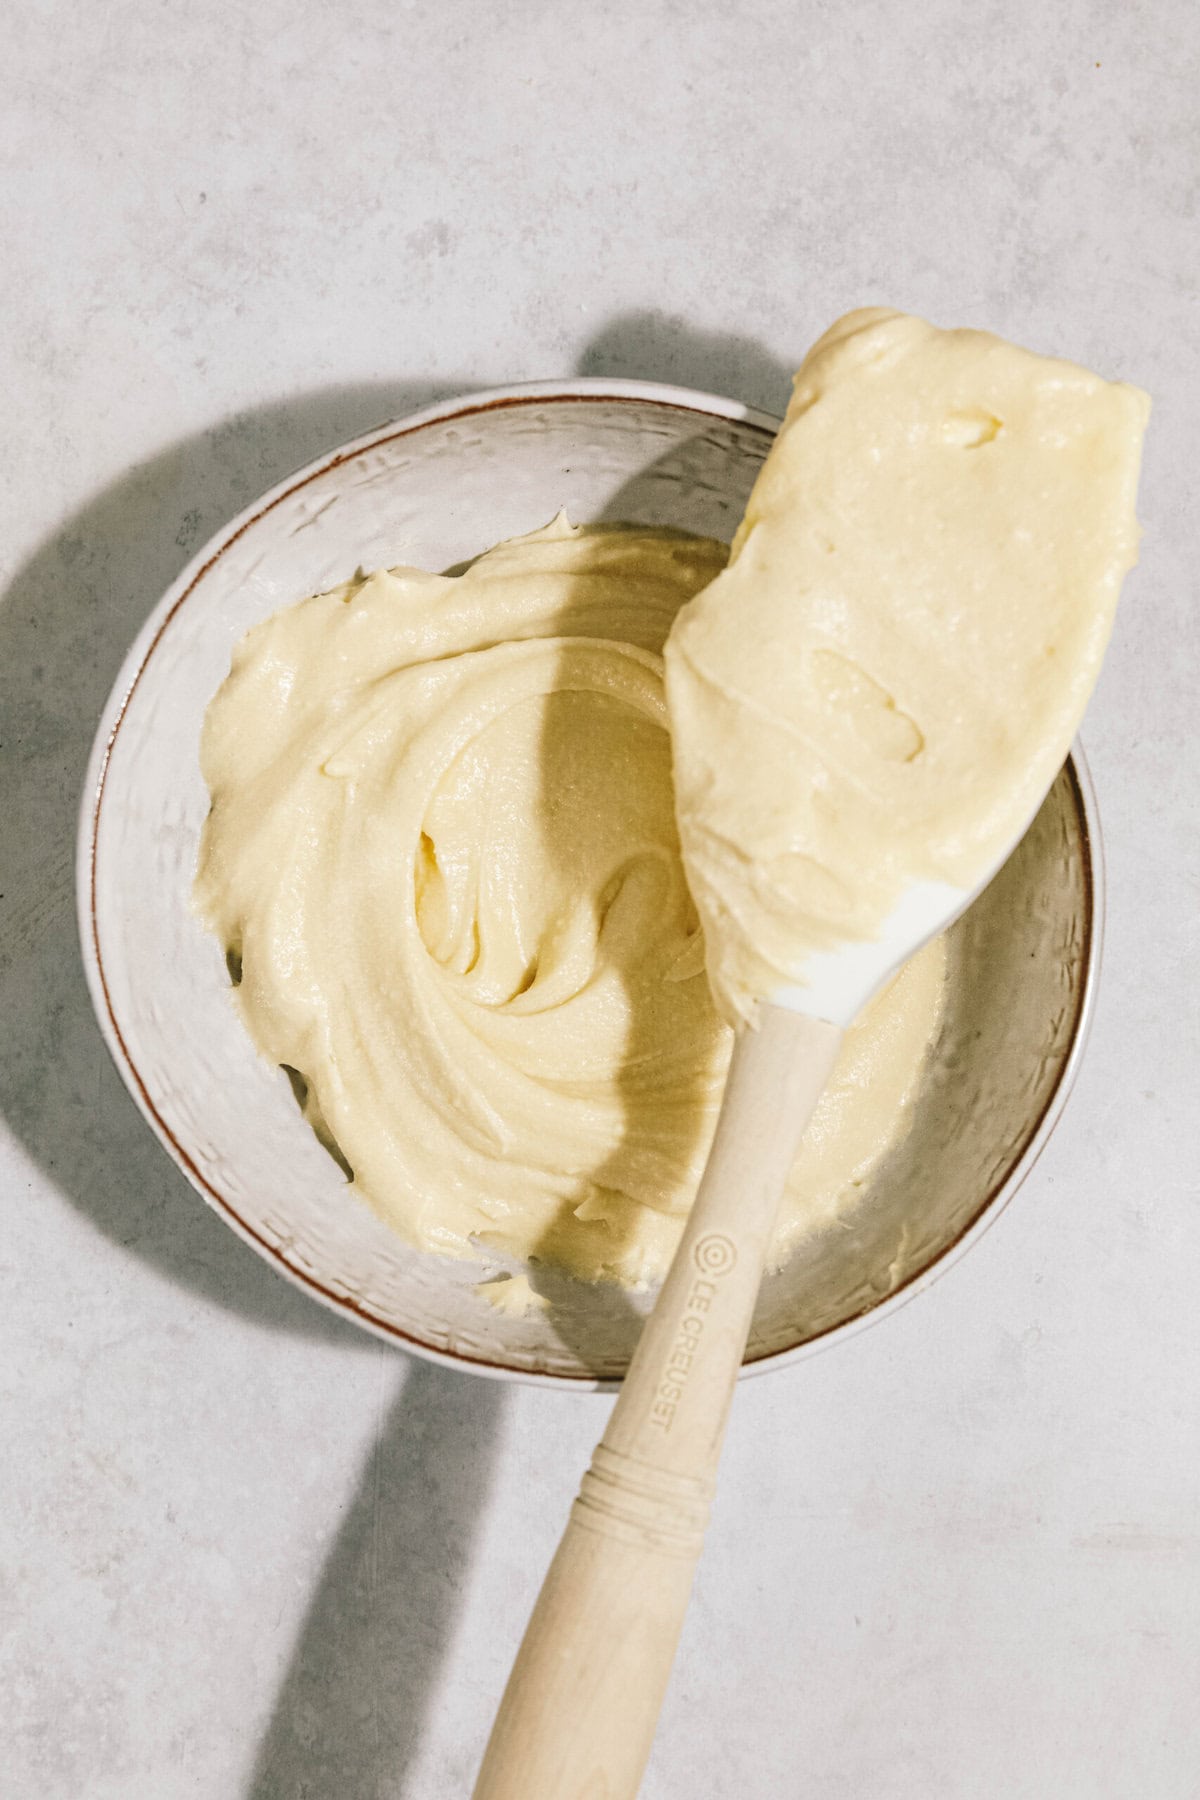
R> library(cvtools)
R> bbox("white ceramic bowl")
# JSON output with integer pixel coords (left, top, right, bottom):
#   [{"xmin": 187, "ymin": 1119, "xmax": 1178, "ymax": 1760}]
[{"xmin": 77, "ymin": 381, "xmax": 1101, "ymax": 1387}]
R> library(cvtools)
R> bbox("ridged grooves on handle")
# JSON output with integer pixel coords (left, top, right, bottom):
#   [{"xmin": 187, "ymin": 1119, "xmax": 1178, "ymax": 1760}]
[{"xmin": 572, "ymin": 1444, "xmax": 714, "ymax": 1556}]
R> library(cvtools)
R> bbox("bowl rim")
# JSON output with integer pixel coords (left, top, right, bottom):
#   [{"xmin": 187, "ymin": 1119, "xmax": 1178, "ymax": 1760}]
[{"xmin": 76, "ymin": 378, "xmax": 1104, "ymax": 1388}]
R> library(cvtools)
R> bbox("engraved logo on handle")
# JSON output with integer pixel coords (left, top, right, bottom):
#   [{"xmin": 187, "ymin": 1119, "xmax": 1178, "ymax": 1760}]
[
  {"xmin": 650, "ymin": 1235, "xmax": 740, "ymax": 1433},
  {"xmin": 693, "ymin": 1233, "xmax": 738, "ymax": 1278}
]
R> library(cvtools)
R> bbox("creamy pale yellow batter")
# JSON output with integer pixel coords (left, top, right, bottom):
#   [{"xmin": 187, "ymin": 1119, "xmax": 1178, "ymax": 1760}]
[
  {"xmin": 195, "ymin": 517, "xmax": 944, "ymax": 1285},
  {"xmin": 665, "ymin": 308, "xmax": 1149, "ymax": 1026}
]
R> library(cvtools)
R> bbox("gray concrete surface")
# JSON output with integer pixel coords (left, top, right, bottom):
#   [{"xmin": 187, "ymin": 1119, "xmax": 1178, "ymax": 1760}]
[{"xmin": 3, "ymin": 2, "xmax": 1197, "ymax": 1794}]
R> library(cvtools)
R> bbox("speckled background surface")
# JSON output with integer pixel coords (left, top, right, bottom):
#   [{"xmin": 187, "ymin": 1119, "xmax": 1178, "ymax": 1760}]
[{"xmin": 2, "ymin": 3, "xmax": 1197, "ymax": 1795}]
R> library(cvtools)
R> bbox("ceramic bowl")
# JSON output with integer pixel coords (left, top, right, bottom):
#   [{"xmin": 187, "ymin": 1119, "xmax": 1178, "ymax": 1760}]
[{"xmin": 77, "ymin": 381, "xmax": 1101, "ymax": 1387}]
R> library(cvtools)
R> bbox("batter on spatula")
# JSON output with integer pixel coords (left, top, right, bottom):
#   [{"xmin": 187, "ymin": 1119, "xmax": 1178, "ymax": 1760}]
[{"xmin": 666, "ymin": 308, "xmax": 1149, "ymax": 1026}]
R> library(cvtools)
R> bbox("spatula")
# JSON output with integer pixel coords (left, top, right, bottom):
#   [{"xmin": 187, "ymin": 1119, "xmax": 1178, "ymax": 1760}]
[{"xmin": 474, "ymin": 307, "xmax": 1147, "ymax": 1798}]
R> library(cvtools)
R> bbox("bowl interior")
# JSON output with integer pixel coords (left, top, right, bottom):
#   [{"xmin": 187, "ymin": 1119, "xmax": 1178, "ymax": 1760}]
[{"xmin": 84, "ymin": 388, "xmax": 1094, "ymax": 1385}]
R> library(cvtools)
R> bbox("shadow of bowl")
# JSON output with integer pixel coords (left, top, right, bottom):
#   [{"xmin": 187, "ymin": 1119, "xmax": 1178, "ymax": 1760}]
[{"xmin": 0, "ymin": 382, "xmax": 460, "ymax": 1343}]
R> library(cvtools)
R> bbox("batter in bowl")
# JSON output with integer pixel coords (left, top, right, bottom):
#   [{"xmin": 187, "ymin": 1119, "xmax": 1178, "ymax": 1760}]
[{"xmin": 195, "ymin": 514, "xmax": 944, "ymax": 1286}]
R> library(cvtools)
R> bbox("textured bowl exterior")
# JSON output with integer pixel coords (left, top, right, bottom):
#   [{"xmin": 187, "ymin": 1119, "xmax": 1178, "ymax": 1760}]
[{"xmin": 77, "ymin": 381, "xmax": 1101, "ymax": 1388}]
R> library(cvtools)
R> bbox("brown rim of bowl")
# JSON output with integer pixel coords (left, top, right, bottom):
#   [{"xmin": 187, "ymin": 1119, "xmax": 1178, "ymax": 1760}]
[{"xmin": 77, "ymin": 380, "xmax": 1103, "ymax": 1388}]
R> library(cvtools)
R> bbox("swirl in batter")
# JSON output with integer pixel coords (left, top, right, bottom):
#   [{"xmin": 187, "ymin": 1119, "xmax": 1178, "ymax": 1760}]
[{"xmin": 195, "ymin": 517, "xmax": 944, "ymax": 1285}]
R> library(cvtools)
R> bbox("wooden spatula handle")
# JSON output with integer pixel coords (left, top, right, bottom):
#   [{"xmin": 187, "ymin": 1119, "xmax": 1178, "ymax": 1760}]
[{"xmin": 474, "ymin": 1007, "xmax": 843, "ymax": 1800}]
